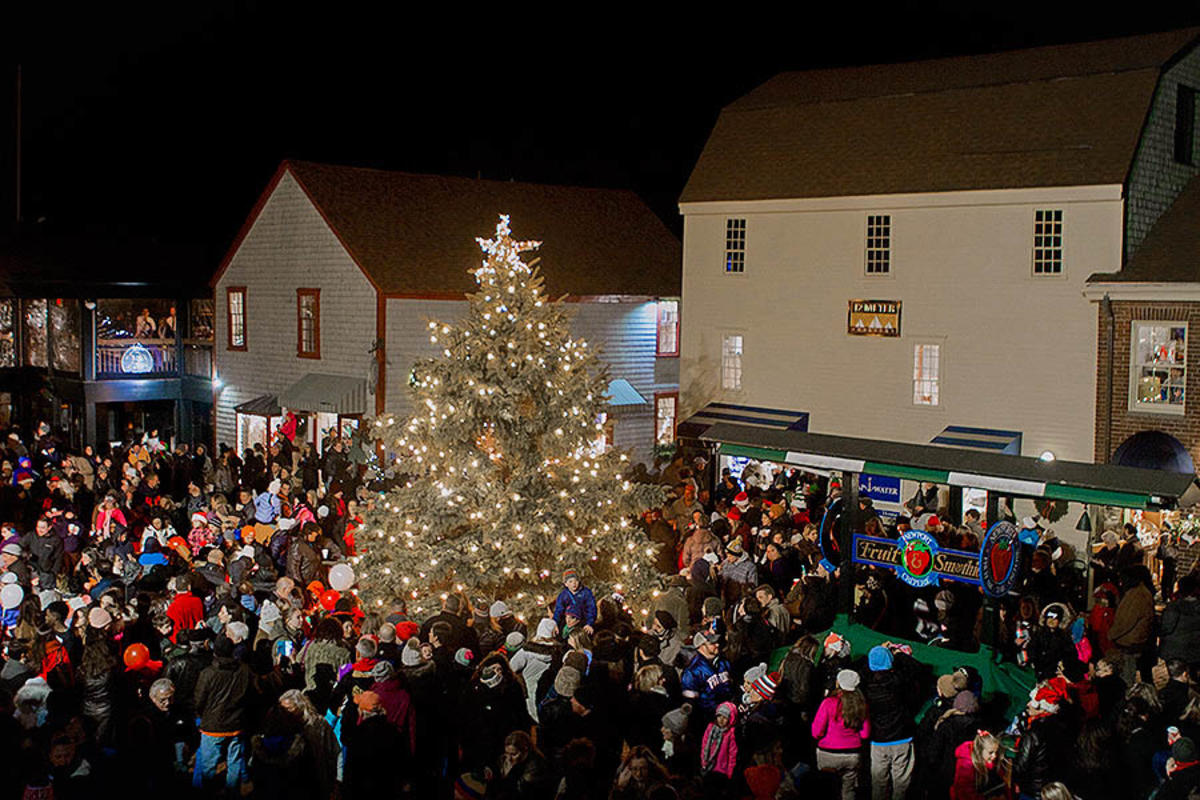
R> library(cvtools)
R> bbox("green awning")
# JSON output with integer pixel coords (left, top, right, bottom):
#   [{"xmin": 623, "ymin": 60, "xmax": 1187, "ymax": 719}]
[
  {"xmin": 606, "ymin": 378, "xmax": 647, "ymax": 407},
  {"xmin": 280, "ymin": 373, "xmax": 368, "ymax": 414},
  {"xmin": 701, "ymin": 422, "xmax": 1195, "ymax": 510}
]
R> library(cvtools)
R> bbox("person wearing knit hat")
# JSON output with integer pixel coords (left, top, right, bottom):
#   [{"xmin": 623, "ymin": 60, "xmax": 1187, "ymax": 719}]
[
  {"xmin": 554, "ymin": 665, "xmax": 582, "ymax": 698},
  {"xmin": 936, "ymin": 674, "xmax": 959, "ymax": 700},
  {"xmin": 951, "ymin": 690, "xmax": 979, "ymax": 714},
  {"xmin": 354, "ymin": 690, "xmax": 383, "ymax": 714},
  {"xmin": 453, "ymin": 771, "xmax": 488, "ymax": 800},
  {"xmin": 454, "ymin": 648, "xmax": 475, "ymax": 669},
  {"xmin": 868, "ymin": 645, "xmax": 893, "ymax": 671},
  {"xmin": 662, "ymin": 703, "xmax": 692, "ymax": 737},
  {"xmin": 836, "ymin": 669, "xmax": 860, "ymax": 691},
  {"xmin": 503, "ymin": 631, "xmax": 525, "ymax": 652},
  {"xmin": 563, "ymin": 650, "xmax": 589, "ymax": 674},
  {"xmin": 750, "ymin": 671, "xmax": 779, "ymax": 703},
  {"xmin": 823, "ymin": 631, "xmax": 851, "ymax": 660},
  {"xmin": 489, "ymin": 600, "xmax": 511, "ymax": 619},
  {"xmin": 401, "ymin": 638, "xmax": 423, "ymax": 667},
  {"xmin": 554, "ymin": 568, "xmax": 597, "ymax": 634}
]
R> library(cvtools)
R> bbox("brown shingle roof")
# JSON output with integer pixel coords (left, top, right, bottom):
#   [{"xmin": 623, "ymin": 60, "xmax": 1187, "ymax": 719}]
[
  {"xmin": 281, "ymin": 161, "xmax": 680, "ymax": 297},
  {"xmin": 1089, "ymin": 174, "xmax": 1200, "ymax": 283},
  {"xmin": 681, "ymin": 29, "xmax": 1200, "ymax": 203}
]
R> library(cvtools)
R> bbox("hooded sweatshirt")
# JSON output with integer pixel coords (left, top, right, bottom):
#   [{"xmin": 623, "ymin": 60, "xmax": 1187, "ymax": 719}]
[
  {"xmin": 700, "ymin": 702, "xmax": 739, "ymax": 778},
  {"xmin": 509, "ymin": 618, "xmax": 557, "ymax": 721}
]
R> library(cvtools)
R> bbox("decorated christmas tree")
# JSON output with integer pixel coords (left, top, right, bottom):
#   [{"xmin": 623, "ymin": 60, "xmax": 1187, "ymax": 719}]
[{"xmin": 355, "ymin": 215, "xmax": 666, "ymax": 619}]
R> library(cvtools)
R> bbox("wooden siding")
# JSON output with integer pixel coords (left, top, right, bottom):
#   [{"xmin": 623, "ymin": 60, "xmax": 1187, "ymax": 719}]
[
  {"xmin": 680, "ymin": 193, "xmax": 1118, "ymax": 462},
  {"xmin": 384, "ymin": 298, "xmax": 677, "ymax": 467},
  {"xmin": 213, "ymin": 173, "xmax": 377, "ymax": 450}
]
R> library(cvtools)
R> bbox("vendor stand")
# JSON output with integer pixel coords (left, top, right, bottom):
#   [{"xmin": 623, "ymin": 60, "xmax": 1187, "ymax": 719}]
[{"xmin": 702, "ymin": 422, "xmax": 1197, "ymax": 716}]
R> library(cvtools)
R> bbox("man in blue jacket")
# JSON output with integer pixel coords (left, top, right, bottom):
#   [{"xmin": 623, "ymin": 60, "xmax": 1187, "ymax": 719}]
[
  {"xmin": 681, "ymin": 630, "xmax": 732, "ymax": 721},
  {"xmin": 553, "ymin": 569, "xmax": 596, "ymax": 634}
]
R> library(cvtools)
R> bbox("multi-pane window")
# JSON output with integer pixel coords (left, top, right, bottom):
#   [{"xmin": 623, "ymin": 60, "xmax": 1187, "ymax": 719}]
[
  {"xmin": 913, "ymin": 344, "xmax": 940, "ymax": 406},
  {"xmin": 0, "ymin": 300, "xmax": 14, "ymax": 368},
  {"xmin": 1176, "ymin": 85, "xmax": 1196, "ymax": 165},
  {"xmin": 1131, "ymin": 322, "xmax": 1186, "ymax": 413},
  {"xmin": 49, "ymin": 300, "xmax": 80, "ymax": 373},
  {"xmin": 722, "ymin": 334, "xmax": 743, "ymax": 390},
  {"xmin": 297, "ymin": 289, "xmax": 320, "ymax": 358},
  {"xmin": 866, "ymin": 214, "xmax": 891, "ymax": 274},
  {"xmin": 227, "ymin": 287, "xmax": 247, "ymax": 350},
  {"xmin": 655, "ymin": 392, "xmax": 678, "ymax": 445},
  {"xmin": 724, "ymin": 219, "xmax": 746, "ymax": 273},
  {"xmin": 1033, "ymin": 210, "xmax": 1063, "ymax": 275},
  {"xmin": 656, "ymin": 300, "xmax": 679, "ymax": 356},
  {"xmin": 23, "ymin": 299, "xmax": 47, "ymax": 368}
]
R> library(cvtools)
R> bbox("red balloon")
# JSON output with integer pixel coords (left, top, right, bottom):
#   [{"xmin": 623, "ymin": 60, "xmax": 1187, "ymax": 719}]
[
  {"xmin": 320, "ymin": 589, "xmax": 341, "ymax": 611},
  {"xmin": 123, "ymin": 643, "xmax": 150, "ymax": 670}
]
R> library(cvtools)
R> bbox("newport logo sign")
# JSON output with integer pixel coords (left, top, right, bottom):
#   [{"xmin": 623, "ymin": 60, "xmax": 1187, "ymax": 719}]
[{"xmin": 853, "ymin": 532, "xmax": 982, "ymax": 588}]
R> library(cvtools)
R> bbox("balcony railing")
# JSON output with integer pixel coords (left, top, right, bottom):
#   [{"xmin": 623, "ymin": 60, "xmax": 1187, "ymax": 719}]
[{"xmin": 95, "ymin": 338, "xmax": 212, "ymax": 379}]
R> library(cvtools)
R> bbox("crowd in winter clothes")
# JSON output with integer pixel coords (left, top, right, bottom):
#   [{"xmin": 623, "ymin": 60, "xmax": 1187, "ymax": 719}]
[{"xmin": 0, "ymin": 428, "xmax": 1198, "ymax": 799}]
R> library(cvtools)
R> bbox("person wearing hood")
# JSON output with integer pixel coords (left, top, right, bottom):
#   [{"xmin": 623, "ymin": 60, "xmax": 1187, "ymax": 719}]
[
  {"xmin": 165, "ymin": 575, "xmax": 204, "ymax": 643},
  {"xmin": 458, "ymin": 653, "xmax": 532, "ymax": 771},
  {"xmin": 699, "ymin": 701, "xmax": 739, "ymax": 787},
  {"xmin": 253, "ymin": 481, "xmax": 282, "ymax": 525},
  {"xmin": 192, "ymin": 635, "xmax": 255, "ymax": 791},
  {"xmin": 949, "ymin": 730, "xmax": 1001, "ymax": 800},
  {"xmin": 862, "ymin": 645, "xmax": 918, "ymax": 800},
  {"xmin": 553, "ymin": 569, "xmax": 597, "ymax": 633},
  {"xmin": 1029, "ymin": 602, "xmax": 1081, "ymax": 681},
  {"xmin": 509, "ymin": 617, "xmax": 558, "ymax": 721},
  {"xmin": 367, "ymin": 659, "xmax": 416, "ymax": 757}
]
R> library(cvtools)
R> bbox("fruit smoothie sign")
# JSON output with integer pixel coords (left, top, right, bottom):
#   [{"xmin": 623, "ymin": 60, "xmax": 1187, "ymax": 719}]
[{"xmin": 853, "ymin": 532, "xmax": 982, "ymax": 587}]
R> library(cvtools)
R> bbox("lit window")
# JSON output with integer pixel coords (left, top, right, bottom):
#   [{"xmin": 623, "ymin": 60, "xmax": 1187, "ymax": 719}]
[
  {"xmin": 722, "ymin": 335, "xmax": 743, "ymax": 390},
  {"xmin": 655, "ymin": 393, "xmax": 678, "ymax": 445},
  {"xmin": 656, "ymin": 300, "xmax": 679, "ymax": 356},
  {"xmin": 1131, "ymin": 321, "xmax": 1186, "ymax": 413},
  {"xmin": 1033, "ymin": 210, "xmax": 1063, "ymax": 275},
  {"xmin": 297, "ymin": 289, "xmax": 320, "ymax": 358},
  {"xmin": 866, "ymin": 214, "xmax": 891, "ymax": 274},
  {"xmin": 724, "ymin": 219, "xmax": 746, "ymax": 273},
  {"xmin": 0, "ymin": 300, "xmax": 15, "ymax": 368},
  {"xmin": 227, "ymin": 287, "xmax": 247, "ymax": 350},
  {"xmin": 913, "ymin": 344, "xmax": 940, "ymax": 406},
  {"xmin": 23, "ymin": 299, "xmax": 47, "ymax": 368}
]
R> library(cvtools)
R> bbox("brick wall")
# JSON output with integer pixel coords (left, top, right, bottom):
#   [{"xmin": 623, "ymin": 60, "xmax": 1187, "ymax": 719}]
[
  {"xmin": 1094, "ymin": 300, "xmax": 1200, "ymax": 463},
  {"xmin": 1126, "ymin": 46, "xmax": 1200, "ymax": 258}
]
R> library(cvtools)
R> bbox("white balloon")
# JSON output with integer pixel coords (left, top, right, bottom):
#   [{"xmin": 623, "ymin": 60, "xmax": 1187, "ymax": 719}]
[
  {"xmin": 328, "ymin": 563, "xmax": 355, "ymax": 592},
  {"xmin": 1, "ymin": 584, "xmax": 23, "ymax": 610}
]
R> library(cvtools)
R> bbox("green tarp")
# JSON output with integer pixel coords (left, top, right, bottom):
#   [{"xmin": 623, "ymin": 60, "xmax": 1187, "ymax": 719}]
[{"xmin": 769, "ymin": 615, "xmax": 1036, "ymax": 720}]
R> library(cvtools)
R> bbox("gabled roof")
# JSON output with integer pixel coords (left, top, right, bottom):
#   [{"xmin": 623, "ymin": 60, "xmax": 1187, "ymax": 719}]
[
  {"xmin": 215, "ymin": 161, "xmax": 681, "ymax": 298},
  {"xmin": 681, "ymin": 29, "xmax": 1200, "ymax": 204},
  {"xmin": 1089, "ymin": 173, "xmax": 1200, "ymax": 283}
]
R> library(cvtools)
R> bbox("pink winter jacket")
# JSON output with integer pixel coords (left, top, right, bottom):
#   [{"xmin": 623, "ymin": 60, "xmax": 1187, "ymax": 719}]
[
  {"xmin": 811, "ymin": 695, "xmax": 870, "ymax": 751},
  {"xmin": 700, "ymin": 702, "xmax": 739, "ymax": 778}
]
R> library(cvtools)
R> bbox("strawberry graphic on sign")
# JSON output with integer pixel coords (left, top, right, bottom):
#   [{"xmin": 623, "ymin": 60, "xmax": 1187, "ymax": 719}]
[
  {"xmin": 904, "ymin": 540, "xmax": 933, "ymax": 576},
  {"xmin": 990, "ymin": 538, "xmax": 1013, "ymax": 583}
]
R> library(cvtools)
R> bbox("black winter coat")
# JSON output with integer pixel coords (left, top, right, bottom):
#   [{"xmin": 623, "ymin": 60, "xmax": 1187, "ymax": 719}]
[
  {"xmin": 194, "ymin": 655, "xmax": 254, "ymax": 734},
  {"xmin": 1160, "ymin": 596, "xmax": 1200, "ymax": 664},
  {"xmin": 860, "ymin": 656, "xmax": 920, "ymax": 743},
  {"xmin": 1012, "ymin": 713, "xmax": 1071, "ymax": 795}
]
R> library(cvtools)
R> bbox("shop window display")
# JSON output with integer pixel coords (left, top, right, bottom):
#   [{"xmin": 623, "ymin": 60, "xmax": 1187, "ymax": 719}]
[
  {"xmin": 0, "ymin": 300, "xmax": 14, "ymax": 368},
  {"xmin": 22, "ymin": 299, "xmax": 47, "ymax": 368},
  {"xmin": 49, "ymin": 300, "xmax": 81, "ymax": 373},
  {"xmin": 1131, "ymin": 321, "xmax": 1186, "ymax": 412}
]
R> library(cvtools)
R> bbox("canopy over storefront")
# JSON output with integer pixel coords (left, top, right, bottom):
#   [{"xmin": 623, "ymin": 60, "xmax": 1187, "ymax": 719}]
[
  {"xmin": 280, "ymin": 373, "xmax": 368, "ymax": 415},
  {"xmin": 931, "ymin": 425, "xmax": 1022, "ymax": 455},
  {"xmin": 701, "ymin": 422, "xmax": 1195, "ymax": 510},
  {"xmin": 678, "ymin": 402, "xmax": 809, "ymax": 439},
  {"xmin": 233, "ymin": 394, "xmax": 281, "ymax": 417}
]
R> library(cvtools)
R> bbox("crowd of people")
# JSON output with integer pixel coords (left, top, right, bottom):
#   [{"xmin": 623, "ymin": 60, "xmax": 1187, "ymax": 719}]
[{"xmin": 0, "ymin": 427, "xmax": 1196, "ymax": 800}]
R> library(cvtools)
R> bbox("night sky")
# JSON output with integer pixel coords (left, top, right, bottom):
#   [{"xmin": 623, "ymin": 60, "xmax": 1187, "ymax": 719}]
[{"xmin": 4, "ymin": 5, "xmax": 1200, "ymax": 278}]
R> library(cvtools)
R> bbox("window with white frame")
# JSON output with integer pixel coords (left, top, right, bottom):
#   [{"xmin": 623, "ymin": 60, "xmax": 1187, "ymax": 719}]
[
  {"xmin": 866, "ymin": 214, "xmax": 891, "ymax": 274},
  {"xmin": 1033, "ymin": 210, "xmax": 1063, "ymax": 275},
  {"xmin": 724, "ymin": 219, "xmax": 746, "ymax": 273},
  {"xmin": 913, "ymin": 343, "xmax": 940, "ymax": 406},
  {"xmin": 227, "ymin": 287, "xmax": 247, "ymax": 350},
  {"xmin": 656, "ymin": 300, "xmax": 679, "ymax": 356},
  {"xmin": 722, "ymin": 334, "xmax": 743, "ymax": 390},
  {"xmin": 655, "ymin": 393, "xmax": 678, "ymax": 445},
  {"xmin": 1131, "ymin": 321, "xmax": 1187, "ymax": 413}
]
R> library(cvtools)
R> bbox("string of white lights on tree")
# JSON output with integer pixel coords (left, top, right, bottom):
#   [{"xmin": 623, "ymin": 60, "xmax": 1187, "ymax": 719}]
[{"xmin": 354, "ymin": 215, "xmax": 666, "ymax": 619}]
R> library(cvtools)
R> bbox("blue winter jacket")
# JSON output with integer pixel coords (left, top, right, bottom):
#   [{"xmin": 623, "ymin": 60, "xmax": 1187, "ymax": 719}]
[
  {"xmin": 681, "ymin": 652, "xmax": 733, "ymax": 713},
  {"xmin": 553, "ymin": 585, "xmax": 597, "ymax": 628}
]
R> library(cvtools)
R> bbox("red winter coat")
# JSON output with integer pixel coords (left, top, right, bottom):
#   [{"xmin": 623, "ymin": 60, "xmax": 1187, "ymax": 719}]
[
  {"xmin": 166, "ymin": 592, "xmax": 205, "ymax": 642},
  {"xmin": 949, "ymin": 740, "xmax": 995, "ymax": 800}
]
